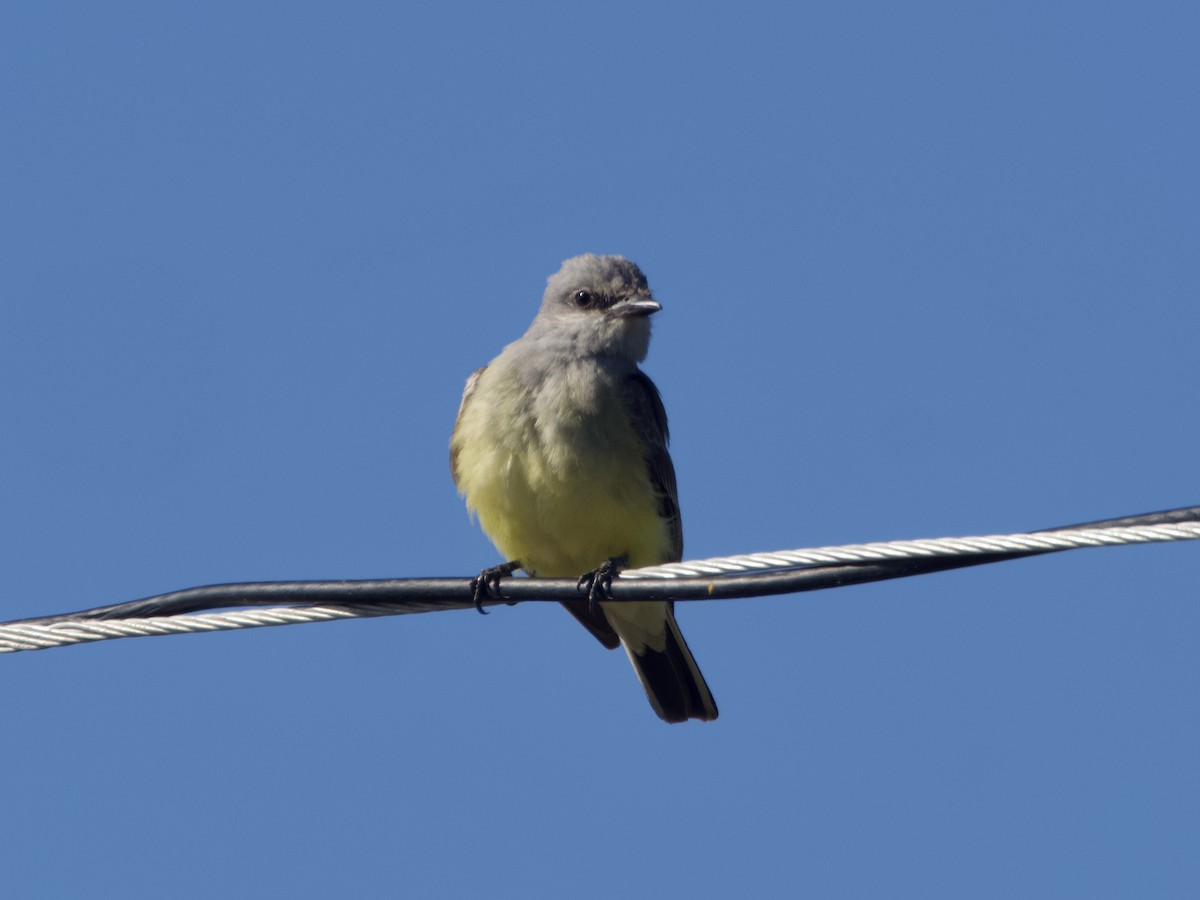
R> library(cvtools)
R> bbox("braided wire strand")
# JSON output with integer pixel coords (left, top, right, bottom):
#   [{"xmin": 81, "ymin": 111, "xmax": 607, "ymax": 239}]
[
  {"xmin": 623, "ymin": 523, "xmax": 1200, "ymax": 578},
  {"xmin": 0, "ymin": 605, "xmax": 400, "ymax": 653}
]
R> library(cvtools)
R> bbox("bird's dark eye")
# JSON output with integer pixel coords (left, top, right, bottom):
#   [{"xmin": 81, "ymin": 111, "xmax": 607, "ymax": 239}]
[{"xmin": 573, "ymin": 290, "xmax": 595, "ymax": 308}]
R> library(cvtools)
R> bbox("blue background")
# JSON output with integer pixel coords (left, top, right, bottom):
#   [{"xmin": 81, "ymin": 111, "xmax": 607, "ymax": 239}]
[{"xmin": 3, "ymin": 3, "xmax": 1198, "ymax": 897}]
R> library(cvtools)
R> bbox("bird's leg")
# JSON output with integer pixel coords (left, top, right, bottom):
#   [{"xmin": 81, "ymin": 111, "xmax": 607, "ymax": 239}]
[
  {"xmin": 471, "ymin": 560, "xmax": 521, "ymax": 614},
  {"xmin": 578, "ymin": 556, "xmax": 627, "ymax": 617}
]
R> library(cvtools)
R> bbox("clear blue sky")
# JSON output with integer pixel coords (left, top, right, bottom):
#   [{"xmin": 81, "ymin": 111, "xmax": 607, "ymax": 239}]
[{"xmin": 3, "ymin": 3, "xmax": 1198, "ymax": 897}]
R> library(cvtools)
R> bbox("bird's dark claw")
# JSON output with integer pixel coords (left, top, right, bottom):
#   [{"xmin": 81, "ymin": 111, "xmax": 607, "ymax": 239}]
[
  {"xmin": 471, "ymin": 560, "xmax": 521, "ymax": 614},
  {"xmin": 577, "ymin": 556, "xmax": 626, "ymax": 617}
]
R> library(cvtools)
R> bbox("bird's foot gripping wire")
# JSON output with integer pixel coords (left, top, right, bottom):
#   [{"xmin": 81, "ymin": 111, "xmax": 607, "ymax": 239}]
[
  {"xmin": 471, "ymin": 561, "xmax": 521, "ymax": 614},
  {"xmin": 578, "ymin": 556, "xmax": 627, "ymax": 616}
]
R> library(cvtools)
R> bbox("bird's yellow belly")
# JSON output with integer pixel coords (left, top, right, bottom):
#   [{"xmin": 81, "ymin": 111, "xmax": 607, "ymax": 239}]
[{"xmin": 455, "ymin": 406, "xmax": 670, "ymax": 577}]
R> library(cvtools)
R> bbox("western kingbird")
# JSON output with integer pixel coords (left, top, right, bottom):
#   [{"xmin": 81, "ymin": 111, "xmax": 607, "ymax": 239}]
[{"xmin": 450, "ymin": 254, "xmax": 718, "ymax": 723}]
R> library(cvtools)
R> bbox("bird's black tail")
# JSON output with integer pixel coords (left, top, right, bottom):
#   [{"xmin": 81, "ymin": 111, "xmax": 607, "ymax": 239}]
[{"xmin": 624, "ymin": 610, "xmax": 718, "ymax": 723}]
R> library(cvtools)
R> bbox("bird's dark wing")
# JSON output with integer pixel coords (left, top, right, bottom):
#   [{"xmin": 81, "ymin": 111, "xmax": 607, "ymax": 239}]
[
  {"xmin": 559, "ymin": 601, "xmax": 622, "ymax": 649},
  {"xmin": 620, "ymin": 370, "xmax": 683, "ymax": 562}
]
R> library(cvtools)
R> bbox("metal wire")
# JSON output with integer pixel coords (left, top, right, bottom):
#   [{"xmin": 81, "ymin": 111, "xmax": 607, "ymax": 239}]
[
  {"xmin": 2, "ymin": 505, "xmax": 1197, "ymax": 654},
  {"xmin": 623, "ymin": 522, "xmax": 1200, "ymax": 578},
  {"xmin": 0, "ymin": 606, "xmax": 376, "ymax": 652}
]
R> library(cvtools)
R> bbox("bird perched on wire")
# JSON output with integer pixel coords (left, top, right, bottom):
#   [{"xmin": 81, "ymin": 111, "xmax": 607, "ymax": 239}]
[{"xmin": 450, "ymin": 254, "xmax": 718, "ymax": 723}]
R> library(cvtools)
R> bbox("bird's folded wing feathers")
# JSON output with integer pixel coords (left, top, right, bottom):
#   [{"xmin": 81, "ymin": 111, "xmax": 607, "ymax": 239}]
[
  {"xmin": 620, "ymin": 371, "xmax": 683, "ymax": 563},
  {"xmin": 450, "ymin": 365, "xmax": 487, "ymax": 487}
]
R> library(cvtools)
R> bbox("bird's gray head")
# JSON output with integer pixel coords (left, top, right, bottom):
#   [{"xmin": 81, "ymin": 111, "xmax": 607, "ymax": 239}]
[{"xmin": 529, "ymin": 254, "xmax": 661, "ymax": 362}]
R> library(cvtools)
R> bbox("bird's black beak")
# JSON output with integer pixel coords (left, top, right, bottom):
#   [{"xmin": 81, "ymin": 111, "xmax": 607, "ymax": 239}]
[{"xmin": 610, "ymin": 296, "xmax": 661, "ymax": 318}]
